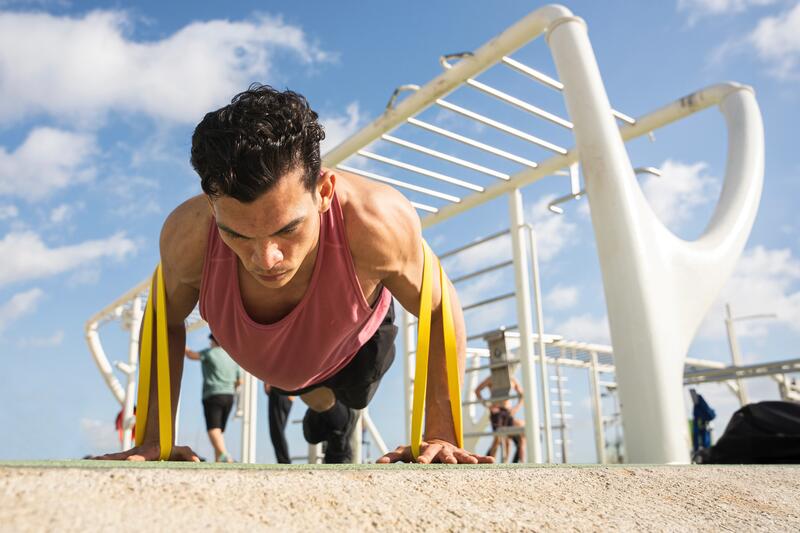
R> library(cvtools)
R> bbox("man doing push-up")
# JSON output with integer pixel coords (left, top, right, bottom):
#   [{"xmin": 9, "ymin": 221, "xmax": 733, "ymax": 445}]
[{"xmin": 97, "ymin": 84, "xmax": 492, "ymax": 465}]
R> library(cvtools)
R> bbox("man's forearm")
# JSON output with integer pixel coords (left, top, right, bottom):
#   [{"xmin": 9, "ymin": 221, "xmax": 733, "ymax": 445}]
[
  {"xmin": 423, "ymin": 312, "xmax": 466, "ymax": 443},
  {"xmin": 141, "ymin": 323, "xmax": 186, "ymax": 447}
]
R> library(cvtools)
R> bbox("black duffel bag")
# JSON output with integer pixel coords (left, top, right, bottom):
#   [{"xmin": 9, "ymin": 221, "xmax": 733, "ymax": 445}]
[{"xmin": 705, "ymin": 401, "xmax": 800, "ymax": 464}]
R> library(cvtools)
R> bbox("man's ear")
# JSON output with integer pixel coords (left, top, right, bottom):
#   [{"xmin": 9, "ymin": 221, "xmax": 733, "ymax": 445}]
[{"xmin": 316, "ymin": 168, "xmax": 336, "ymax": 213}]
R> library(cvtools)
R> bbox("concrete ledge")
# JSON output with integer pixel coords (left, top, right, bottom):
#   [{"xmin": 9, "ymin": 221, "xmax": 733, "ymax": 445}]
[{"xmin": 2, "ymin": 462, "xmax": 799, "ymax": 531}]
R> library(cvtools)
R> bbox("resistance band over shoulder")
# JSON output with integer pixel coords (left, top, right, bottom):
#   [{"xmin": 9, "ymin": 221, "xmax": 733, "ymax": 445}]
[
  {"xmin": 134, "ymin": 263, "xmax": 173, "ymax": 460},
  {"xmin": 410, "ymin": 241, "xmax": 464, "ymax": 460}
]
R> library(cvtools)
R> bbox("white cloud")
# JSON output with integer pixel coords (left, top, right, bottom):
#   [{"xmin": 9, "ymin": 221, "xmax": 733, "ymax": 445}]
[
  {"xmin": 528, "ymin": 194, "xmax": 578, "ymax": 262},
  {"xmin": 320, "ymin": 102, "xmax": 363, "ymax": 156},
  {"xmin": 18, "ymin": 329, "xmax": 64, "ymax": 348},
  {"xmin": 555, "ymin": 313, "xmax": 611, "ymax": 344},
  {"xmin": 0, "ymin": 128, "xmax": 96, "ymax": 202},
  {"xmin": 0, "ymin": 205, "xmax": 18, "ymax": 220},
  {"xmin": 641, "ymin": 159, "xmax": 718, "ymax": 230},
  {"xmin": 747, "ymin": 3, "xmax": 800, "ymax": 79},
  {"xmin": 0, "ymin": 288, "xmax": 44, "ymax": 331},
  {"xmin": 699, "ymin": 245, "xmax": 800, "ymax": 339},
  {"xmin": 0, "ymin": 230, "xmax": 136, "ymax": 286},
  {"xmin": 0, "ymin": 10, "xmax": 330, "ymax": 125},
  {"xmin": 545, "ymin": 285, "xmax": 579, "ymax": 310},
  {"xmin": 49, "ymin": 204, "xmax": 72, "ymax": 223},
  {"xmin": 678, "ymin": 0, "xmax": 778, "ymax": 24}
]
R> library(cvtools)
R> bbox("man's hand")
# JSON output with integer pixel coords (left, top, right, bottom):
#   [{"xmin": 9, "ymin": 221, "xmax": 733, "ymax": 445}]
[
  {"xmin": 90, "ymin": 442, "xmax": 200, "ymax": 462},
  {"xmin": 376, "ymin": 439, "xmax": 495, "ymax": 464}
]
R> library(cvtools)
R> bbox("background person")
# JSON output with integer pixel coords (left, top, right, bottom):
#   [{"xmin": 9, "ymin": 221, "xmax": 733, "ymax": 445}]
[
  {"xmin": 475, "ymin": 373, "xmax": 525, "ymax": 463},
  {"xmin": 264, "ymin": 381, "xmax": 294, "ymax": 464},
  {"xmin": 185, "ymin": 333, "xmax": 242, "ymax": 462}
]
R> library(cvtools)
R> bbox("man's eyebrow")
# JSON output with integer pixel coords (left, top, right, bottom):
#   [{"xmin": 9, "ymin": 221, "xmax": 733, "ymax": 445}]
[
  {"xmin": 216, "ymin": 222, "xmax": 252, "ymax": 239},
  {"xmin": 270, "ymin": 216, "xmax": 305, "ymax": 236},
  {"xmin": 216, "ymin": 216, "xmax": 305, "ymax": 239}
]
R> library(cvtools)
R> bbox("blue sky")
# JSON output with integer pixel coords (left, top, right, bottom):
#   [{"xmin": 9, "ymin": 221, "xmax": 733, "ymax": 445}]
[{"xmin": 1, "ymin": 0, "xmax": 799, "ymax": 463}]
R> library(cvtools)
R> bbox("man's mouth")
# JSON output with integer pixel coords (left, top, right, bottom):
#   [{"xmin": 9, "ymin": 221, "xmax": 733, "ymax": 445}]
[{"xmin": 256, "ymin": 271, "xmax": 288, "ymax": 282}]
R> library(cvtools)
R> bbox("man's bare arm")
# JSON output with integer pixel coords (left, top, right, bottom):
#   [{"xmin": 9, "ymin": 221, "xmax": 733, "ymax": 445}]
[
  {"xmin": 357, "ymin": 184, "xmax": 490, "ymax": 463},
  {"xmin": 94, "ymin": 197, "xmax": 209, "ymax": 461}
]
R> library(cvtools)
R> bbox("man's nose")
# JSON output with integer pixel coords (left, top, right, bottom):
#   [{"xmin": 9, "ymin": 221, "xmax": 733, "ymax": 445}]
[{"xmin": 253, "ymin": 241, "xmax": 283, "ymax": 270}]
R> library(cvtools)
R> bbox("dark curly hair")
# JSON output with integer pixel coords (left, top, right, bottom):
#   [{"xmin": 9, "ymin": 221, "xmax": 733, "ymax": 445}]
[{"xmin": 190, "ymin": 84, "xmax": 326, "ymax": 202}]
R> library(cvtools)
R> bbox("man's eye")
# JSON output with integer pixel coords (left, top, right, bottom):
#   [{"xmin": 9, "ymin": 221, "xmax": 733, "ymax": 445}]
[{"xmin": 225, "ymin": 232, "xmax": 243, "ymax": 240}]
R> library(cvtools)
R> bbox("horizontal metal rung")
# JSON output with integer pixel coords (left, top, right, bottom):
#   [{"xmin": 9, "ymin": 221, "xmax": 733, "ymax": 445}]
[
  {"xmin": 411, "ymin": 201, "xmax": 438, "ymax": 213},
  {"xmin": 467, "ymin": 325, "xmax": 517, "ymax": 342},
  {"xmin": 462, "ymin": 292, "xmax": 515, "ymax": 312},
  {"xmin": 450, "ymin": 260, "xmax": 513, "ymax": 284},
  {"xmin": 501, "ymin": 56, "xmax": 636, "ymax": 126},
  {"xmin": 381, "ymin": 134, "xmax": 509, "ymax": 180},
  {"xmin": 464, "ymin": 357, "xmax": 522, "ymax": 373},
  {"xmin": 357, "ymin": 150, "xmax": 484, "ymax": 192},
  {"xmin": 501, "ymin": 56, "xmax": 563, "ymax": 90},
  {"xmin": 436, "ymin": 99, "xmax": 568, "ymax": 155},
  {"xmin": 465, "ymin": 78, "xmax": 573, "ymax": 129},
  {"xmin": 439, "ymin": 228, "xmax": 510, "ymax": 259},
  {"xmin": 463, "ymin": 393, "xmax": 520, "ymax": 407},
  {"xmin": 337, "ymin": 164, "xmax": 460, "ymax": 203},
  {"xmin": 463, "ymin": 427, "xmax": 524, "ymax": 438},
  {"xmin": 407, "ymin": 117, "xmax": 539, "ymax": 168}
]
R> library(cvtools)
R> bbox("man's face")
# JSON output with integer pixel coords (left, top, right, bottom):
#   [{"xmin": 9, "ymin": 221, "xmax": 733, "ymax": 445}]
[{"xmin": 209, "ymin": 167, "xmax": 330, "ymax": 289}]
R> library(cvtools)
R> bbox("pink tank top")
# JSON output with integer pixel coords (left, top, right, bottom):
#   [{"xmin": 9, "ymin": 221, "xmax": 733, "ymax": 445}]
[{"xmin": 199, "ymin": 193, "xmax": 392, "ymax": 391}]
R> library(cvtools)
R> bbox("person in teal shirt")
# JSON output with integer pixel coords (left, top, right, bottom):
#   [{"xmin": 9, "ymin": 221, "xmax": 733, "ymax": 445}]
[{"xmin": 185, "ymin": 333, "xmax": 242, "ymax": 462}]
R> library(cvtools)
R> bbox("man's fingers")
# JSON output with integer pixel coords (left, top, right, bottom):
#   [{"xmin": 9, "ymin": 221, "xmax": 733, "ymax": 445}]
[
  {"xmin": 472, "ymin": 452, "xmax": 496, "ymax": 464},
  {"xmin": 417, "ymin": 443, "xmax": 442, "ymax": 464},
  {"xmin": 171, "ymin": 446, "xmax": 200, "ymax": 462},
  {"xmin": 453, "ymin": 450, "xmax": 479, "ymax": 464},
  {"xmin": 439, "ymin": 451, "xmax": 458, "ymax": 464}
]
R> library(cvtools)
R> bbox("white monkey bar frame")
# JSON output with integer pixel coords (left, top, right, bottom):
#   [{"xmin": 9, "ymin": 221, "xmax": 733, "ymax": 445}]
[
  {"xmin": 85, "ymin": 4, "xmax": 764, "ymax": 464},
  {"xmin": 323, "ymin": 4, "xmax": 763, "ymax": 463}
]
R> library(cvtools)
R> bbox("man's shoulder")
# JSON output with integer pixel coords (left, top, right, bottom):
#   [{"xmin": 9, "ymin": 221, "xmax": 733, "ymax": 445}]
[
  {"xmin": 338, "ymin": 172, "xmax": 420, "ymax": 276},
  {"xmin": 160, "ymin": 195, "xmax": 211, "ymax": 288}
]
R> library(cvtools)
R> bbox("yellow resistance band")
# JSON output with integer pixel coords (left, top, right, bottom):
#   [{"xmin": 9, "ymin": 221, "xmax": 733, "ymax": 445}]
[
  {"xmin": 410, "ymin": 241, "xmax": 463, "ymax": 460},
  {"xmin": 134, "ymin": 263, "xmax": 173, "ymax": 460}
]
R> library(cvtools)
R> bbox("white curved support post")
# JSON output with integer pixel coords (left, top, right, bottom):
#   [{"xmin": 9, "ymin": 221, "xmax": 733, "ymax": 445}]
[
  {"xmin": 547, "ymin": 17, "xmax": 764, "ymax": 463},
  {"xmin": 122, "ymin": 297, "xmax": 143, "ymax": 450},
  {"xmin": 85, "ymin": 325, "xmax": 126, "ymax": 405}
]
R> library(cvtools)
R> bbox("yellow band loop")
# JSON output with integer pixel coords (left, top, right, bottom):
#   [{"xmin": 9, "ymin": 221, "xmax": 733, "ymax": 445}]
[
  {"xmin": 134, "ymin": 264, "xmax": 173, "ymax": 461},
  {"xmin": 411, "ymin": 241, "xmax": 463, "ymax": 459}
]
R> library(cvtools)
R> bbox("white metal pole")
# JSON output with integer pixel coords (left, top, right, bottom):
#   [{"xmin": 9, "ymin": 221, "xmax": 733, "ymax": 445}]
[
  {"xmin": 362, "ymin": 409, "xmax": 389, "ymax": 456},
  {"xmin": 589, "ymin": 350, "xmax": 606, "ymax": 464},
  {"xmin": 508, "ymin": 188, "xmax": 543, "ymax": 463},
  {"xmin": 527, "ymin": 223, "xmax": 553, "ymax": 463},
  {"xmin": 308, "ymin": 443, "xmax": 322, "ymax": 464},
  {"xmin": 351, "ymin": 410, "xmax": 363, "ymax": 464},
  {"xmin": 122, "ymin": 296, "xmax": 142, "ymax": 451},
  {"xmin": 724, "ymin": 303, "xmax": 749, "ymax": 406},
  {"xmin": 555, "ymin": 350, "xmax": 567, "ymax": 463},
  {"xmin": 240, "ymin": 372, "xmax": 258, "ymax": 463},
  {"xmin": 402, "ymin": 309, "xmax": 414, "ymax": 445}
]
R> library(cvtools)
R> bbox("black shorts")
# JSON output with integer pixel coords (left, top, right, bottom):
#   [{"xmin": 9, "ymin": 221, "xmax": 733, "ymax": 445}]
[
  {"xmin": 273, "ymin": 300, "xmax": 398, "ymax": 410},
  {"xmin": 490, "ymin": 407, "xmax": 514, "ymax": 430},
  {"xmin": 202, "ymin": 394, "xmax": 234, "ymax": 431}
]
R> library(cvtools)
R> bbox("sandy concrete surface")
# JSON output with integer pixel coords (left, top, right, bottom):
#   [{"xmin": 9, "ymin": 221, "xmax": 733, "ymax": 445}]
[{"xmin": 1, "ymin": 462, "xmax": 799, "ymax": 532}]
